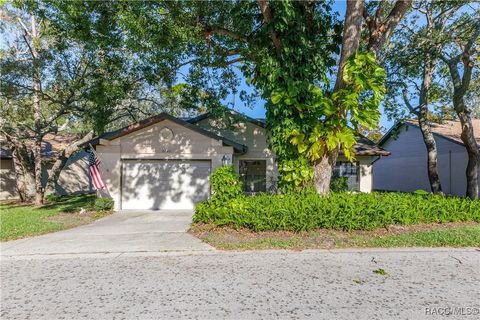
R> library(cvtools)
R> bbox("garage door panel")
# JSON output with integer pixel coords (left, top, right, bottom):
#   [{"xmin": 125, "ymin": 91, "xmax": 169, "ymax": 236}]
[{"xmin": 121, "ymin": 160, "xmax": 211, "ymax": 210}]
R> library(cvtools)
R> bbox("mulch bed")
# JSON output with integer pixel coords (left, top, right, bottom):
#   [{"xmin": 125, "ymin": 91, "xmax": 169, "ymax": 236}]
[{"xmin": 189, "ymin": 222, "xmax": 479, "ymax": 250}]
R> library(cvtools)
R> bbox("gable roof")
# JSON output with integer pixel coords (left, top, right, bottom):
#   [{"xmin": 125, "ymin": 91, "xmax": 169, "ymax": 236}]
[
  {"xmin": 347, "ymin": 135, "xmax": 390, "ymax": 156},
  {"xmin": 189, "ymin": 110, "xmax": 390, "ymax": 157},
  {"xmin": 379, "ymin": 119, "xmax": 480, "ymax": 147},
  {"xmin": 85, "ymin": 112, "xmax": 248, "ymax": 153},
  {"xmin": 188, "ymin": 109, "xmax": 267, "ymax": 128}
]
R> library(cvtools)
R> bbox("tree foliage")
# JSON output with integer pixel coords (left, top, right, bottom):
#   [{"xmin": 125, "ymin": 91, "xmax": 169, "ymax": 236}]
[
  {"xmin": 0, "ymin": 0, "xmax": 183, "ymax": 202},
  {"xmin": 88, "ymin": 0, "xmax": 394, "ymax": 191}
]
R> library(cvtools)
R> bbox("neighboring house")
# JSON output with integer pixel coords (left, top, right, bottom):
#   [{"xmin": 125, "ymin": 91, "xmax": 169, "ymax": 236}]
[
  {"xmin": 0, "ymin": 134, "xmax": 94, "ymax": 200},
  {"xmin": 88, "ymin": 111, "xmax": 389, "ymax": 211},
  {"xmin": 0, "ymin": 148, "xmax": 17, "ymax": 200},
  {"xmin": 373, "ymin": 119, "xmax": 480, "ymax": 196},
  {"xmin": 1, "ymin": 111, "xmax": 389, "ymax": 208}
]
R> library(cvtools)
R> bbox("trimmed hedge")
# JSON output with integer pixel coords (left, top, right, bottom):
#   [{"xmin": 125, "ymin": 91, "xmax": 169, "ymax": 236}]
[
  {"xmin": 93, "ymin": 197, "xmax": 114, "ymax": 211},
  {"xmin": 194, "ymin": 191, "xmax": 480, "ymax": 231}
]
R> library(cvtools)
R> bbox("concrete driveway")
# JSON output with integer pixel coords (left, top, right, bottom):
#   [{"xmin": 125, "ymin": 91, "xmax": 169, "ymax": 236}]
[{"xmin": 0, "ymin": 210, "xmax": 213, "ymax": 257}]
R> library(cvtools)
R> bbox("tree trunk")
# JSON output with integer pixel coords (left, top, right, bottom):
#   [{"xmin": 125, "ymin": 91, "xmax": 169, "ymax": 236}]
[
  {"xmin": 334, "ymin": 0, "xmax": 364, "ymax": 92},
  {"xmin": 366, "ymin": 0, "xmax": 413, "ymax": 56},
  {"xmin": 315, "ymin": 0, "xmax": 363, "ymax": 195},
  {"xmin": 417, "ymin": 117, "xmax": 443, "ymax": 194},
  {"xmin": 30, "ymin": 12, "xmax": 44, "ymax": 205},
  {"xmin": 11, "ymin": 145, "xmax": 35, "ymax": 201},
  {"xmin": 457, "ymin": 110, "xmax": 479, "ymax": 199},
  {"xmin": 33, "ymin": 137, "xmax": 44, "ymax": 205},
  {"xmin": 316, "ymin": 0, "xmax": 411, "ymax": 195},
  {"xmin": 444, "ymin": 50, "xmax": 479, "ymax": 199},
  {"xmin": 417, "ymin": 57, "xmax": 443, "ymax": 194},
  {"xmin": 45, "ymin": 132, "xmax": 94, "ymax": 194},
  {"xmin": 313, "ymin": 149, "xmax": 339, "ymax": 195}
]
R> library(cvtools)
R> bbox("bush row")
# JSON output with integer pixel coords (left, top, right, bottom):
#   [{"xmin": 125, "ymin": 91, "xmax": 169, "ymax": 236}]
[
  {"xmin": 45, "ymin": 194, "xmax": 114, "ymax": 212},
  {"xmin": 194, "ymin": 191, "xmax": 480, "ymax": 231}
]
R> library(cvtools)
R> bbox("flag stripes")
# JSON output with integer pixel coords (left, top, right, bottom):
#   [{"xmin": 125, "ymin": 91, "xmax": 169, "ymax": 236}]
[{"xmin": 88, "ymin": 150, "xmax": 106, "ymax": 190}]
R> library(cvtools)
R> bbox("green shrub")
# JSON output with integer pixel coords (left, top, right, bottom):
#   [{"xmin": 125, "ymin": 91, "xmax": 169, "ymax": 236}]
[
  {"xmin": 194, "ymin": 191, "xmax": 480, "ymax": 232},
  {"xmin": 210, "ymin": 165, "xmax": 243, "ymax": 201},
  {"xmin": 330, "ymin": 176, "xmax": 349, "ymax": 192},
  {"xmin": 93, "ymin": 197, "xmax": 114, "ymax": 211}
]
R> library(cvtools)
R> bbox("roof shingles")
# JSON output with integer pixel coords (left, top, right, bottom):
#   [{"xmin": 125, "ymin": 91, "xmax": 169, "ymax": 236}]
[{"xmin": 405, "ymin": 119, "xmax": 480, "ymax": 145}]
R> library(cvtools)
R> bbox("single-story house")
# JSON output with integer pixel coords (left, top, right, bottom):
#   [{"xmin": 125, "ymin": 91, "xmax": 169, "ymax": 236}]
[
  {"xmin": 373, "ymin": 119, "xmax": 480, "ymax": 196},
  {"xmin": 1, "ymin": 111, "xmax": 389, "ymax": 210}
]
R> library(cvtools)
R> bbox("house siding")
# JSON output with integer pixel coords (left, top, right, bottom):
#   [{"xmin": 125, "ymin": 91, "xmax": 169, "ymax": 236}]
[
  {"xmin": 373, "ymin": 123, "xmax": 477, "ymax": 196},
  {"xmin": 96, "ymin": 119, "xmax": 234, "ymax": 210},
  {"xmin": 195, "ymin": 117, "xmax": 279, "ymax": 190},
  {"xmin": 336, "ymin": 155, "xmax": 375, "ymax": 193},
  {"xmin": 196, "ymin": 116, "xmax": 376, "ymax": 193},
  {"xmin": 0, "ymin": 151, "xmax": 93, "ymax": 200},
  {"xmin": 0, "ymin": 159, "xmax": 18, "ymax": 199}
]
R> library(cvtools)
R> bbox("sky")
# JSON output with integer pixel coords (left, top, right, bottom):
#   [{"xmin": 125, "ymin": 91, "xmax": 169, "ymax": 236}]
[{"xmin": 223, "ymin": 1, "xmax": 394, "ymax": 131}]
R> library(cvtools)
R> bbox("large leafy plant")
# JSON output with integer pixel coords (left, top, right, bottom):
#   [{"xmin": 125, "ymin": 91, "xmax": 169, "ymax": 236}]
[
  {"xmin": 209, "ymin": 165, "xmax": 243, "ymax": 202},
  {"xmin": 288, "ymin": 52, "xmax": 386, "ymax": 162}
]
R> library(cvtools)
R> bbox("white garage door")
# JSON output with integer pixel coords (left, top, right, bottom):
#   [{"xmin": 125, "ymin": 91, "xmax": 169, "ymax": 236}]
[{"xmin": 121, "ymin": 160, "xmax": 211, "ymax": 210}]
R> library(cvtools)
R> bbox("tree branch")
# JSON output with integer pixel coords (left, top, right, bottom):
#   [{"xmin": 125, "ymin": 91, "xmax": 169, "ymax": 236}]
[
  {"xmin": 257, "ymin": 0, "xmax": 281, "ymax": 50},
  {"xmin": 402, "ymin": 87, "xmax": 420, "ymax": 115},
  {"xmin": 334, "ymin": 0, "xmax": 364, "ymax": 91},
  {"xmin": 202, "ymin": 25, "xmax": 248, "ymax": 43},
  {"xmin": 367, "ymin": 0, "xmax": 413, "ymax": 55}
]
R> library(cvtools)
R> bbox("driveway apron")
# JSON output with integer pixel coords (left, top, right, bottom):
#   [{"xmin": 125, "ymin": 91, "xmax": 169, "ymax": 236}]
[{"xmin": 0, "ymin": 210, "xmax": 213, "ymax": 257}]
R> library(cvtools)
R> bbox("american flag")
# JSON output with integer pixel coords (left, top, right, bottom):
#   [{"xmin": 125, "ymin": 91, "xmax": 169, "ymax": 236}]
[{"xmin": 88, "ymin": 150, "xmax": 106, "ymax": 190}]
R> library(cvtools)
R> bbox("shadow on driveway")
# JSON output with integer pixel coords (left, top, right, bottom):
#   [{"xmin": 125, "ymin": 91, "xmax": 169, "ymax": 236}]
[{"xmin": 0, "ymin": 210, "xmax": 213, "ymax": 257}]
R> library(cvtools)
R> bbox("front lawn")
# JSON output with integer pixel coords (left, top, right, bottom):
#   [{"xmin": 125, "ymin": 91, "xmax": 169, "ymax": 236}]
[
  {"xmin": 190, "ymin": 222, "xmax": 480, "ymax": 250},
  {"xmin": 0, "ymin": 194, "xmax": 112, "ymax": 241}
]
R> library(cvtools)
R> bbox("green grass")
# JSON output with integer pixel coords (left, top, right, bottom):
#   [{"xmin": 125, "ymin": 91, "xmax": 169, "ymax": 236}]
[
  {"xmin": 0, "ymin": 194, "xmax": 98, "ymax": 241},
  {"xmin": 192, "ymin": 224, "xmax": 480, "ymax": 250},
  {"xmin": 357, "ymin": 225, "xmax": 480, "ymax": 247}
]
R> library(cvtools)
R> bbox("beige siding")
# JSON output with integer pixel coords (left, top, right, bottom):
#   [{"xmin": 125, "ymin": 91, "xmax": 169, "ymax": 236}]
[
  {"xmin": 196, "ymin": 116, "xmax": 374, "ymax": 192},
  {"xmin": 336, "ymin": 155, "xmax": 375, "ymax": 193},
  {"xmin": 97, "ymin": 119, "xmax": 233, "ymax": 210},
  {"xmin": 0, "ymin": 159, "xmax": 18, "ymax": 199},
  {"xmin": 359, "ymin": 158, "xmax": 374, "ymax": 192},
  {"xmin": 196, "ymin": 117, "xmax": 278, "ymax": 190}
]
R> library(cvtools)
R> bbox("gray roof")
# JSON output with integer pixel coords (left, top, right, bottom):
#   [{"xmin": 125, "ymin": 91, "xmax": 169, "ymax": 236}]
[
  {"xmin": 379, "ymin": 119, "xmax": 480, "ymax": 147},
  {"xmin": 190, "ymin": 110, "xmax": 389, "ymax": 157},
  {"xmin": 84, "ymin": 112, "xmax": 248, "ymax": 154}
]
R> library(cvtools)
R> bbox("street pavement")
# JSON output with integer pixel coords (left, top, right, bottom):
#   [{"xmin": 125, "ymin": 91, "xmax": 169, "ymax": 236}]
[{"xmin": 1, "ymin": 248, "xmax": 479, "ymax": 320}]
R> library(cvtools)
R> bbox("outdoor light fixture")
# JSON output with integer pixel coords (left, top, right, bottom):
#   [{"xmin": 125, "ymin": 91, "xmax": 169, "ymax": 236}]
[{"xmin": 221, "ymin": 154, "xmax": 231, "ymax": 166}]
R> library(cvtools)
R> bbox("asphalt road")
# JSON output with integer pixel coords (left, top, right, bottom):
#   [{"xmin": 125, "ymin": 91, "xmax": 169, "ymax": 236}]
[{"xmin": 1, "ymin": 249, "xmax": 479, "ymax": 320}]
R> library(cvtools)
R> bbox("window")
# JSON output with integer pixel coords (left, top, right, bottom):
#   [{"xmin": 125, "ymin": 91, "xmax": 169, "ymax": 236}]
[
  {"xmin": 333, "ymin": 161, "xmax": 359, "ymax": 191},
  {"xmin": 239, "ymin": 160, "xmax": 267, "ymax": 193}
]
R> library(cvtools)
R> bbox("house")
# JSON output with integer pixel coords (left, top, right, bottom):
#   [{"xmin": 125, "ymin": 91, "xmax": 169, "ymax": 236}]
[
  {"xmin": 0, "ymin": 134, "xmax": 94, "ymax": 200},
  {"xmin": 88, "ymin": 111, "xmax": 388, "ymax": 210},
  {"xmin": 1, "ymin": 111, "xmax": 389, "ymax": 209},
  {"xmin": 373, "ymin": 119, "xmax": 480, "ymax": 196}
]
